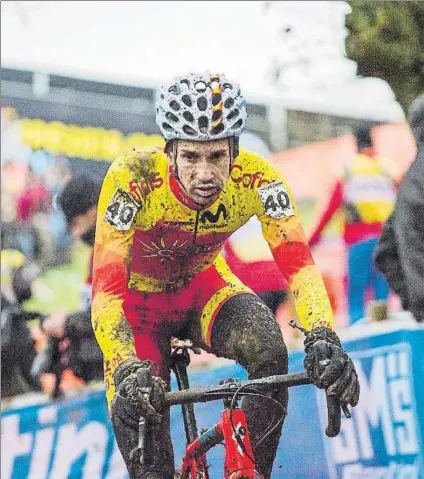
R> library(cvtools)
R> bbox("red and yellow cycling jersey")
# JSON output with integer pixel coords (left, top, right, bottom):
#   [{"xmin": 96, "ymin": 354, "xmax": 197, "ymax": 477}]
[{"xmin": 92, "ymin": 147, "xmax": 333, "ymax": 407}]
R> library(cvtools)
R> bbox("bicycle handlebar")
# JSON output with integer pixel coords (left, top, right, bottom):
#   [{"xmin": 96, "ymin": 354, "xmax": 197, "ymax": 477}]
[
  {"xmin": 165, "ymin": 371, "xmax": 346, "ymax": 437},
  {"xmin": 165, "ymin": 372, "xmax": 310, "ymax": 405}
]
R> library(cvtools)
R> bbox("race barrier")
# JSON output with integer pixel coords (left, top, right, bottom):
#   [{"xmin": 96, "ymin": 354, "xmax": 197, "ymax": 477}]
[{"xmin": 2, "ymin": 316, "xmax": 423, "ymax": 478}]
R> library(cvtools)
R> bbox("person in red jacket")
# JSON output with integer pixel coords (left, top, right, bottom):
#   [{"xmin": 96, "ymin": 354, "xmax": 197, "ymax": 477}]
[{"xmin": 309, "ymin": 123, "xmax": 396, "ymax": 324}]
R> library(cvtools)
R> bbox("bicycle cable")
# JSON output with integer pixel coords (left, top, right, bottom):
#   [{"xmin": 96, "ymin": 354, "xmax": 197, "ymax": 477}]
[
  {"xmin": 235, "ymin": 391, "xmax": 286, "ymax": 449},
  {"xmin": 200, "ymin": 383, "xmax": 287, "ymax": 464},
  {"xmin": 228, "ymin": 383, "xmax": 286, "ymax": 467}
]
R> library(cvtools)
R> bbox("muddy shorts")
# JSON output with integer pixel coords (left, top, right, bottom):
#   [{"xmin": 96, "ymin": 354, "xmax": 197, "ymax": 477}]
[{"xmin": 104, "ymin": 258, "xmax": 252, "ymax": 407}]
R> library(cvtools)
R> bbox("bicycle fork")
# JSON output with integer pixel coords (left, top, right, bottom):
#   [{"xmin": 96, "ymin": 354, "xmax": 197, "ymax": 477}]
[{"xmin": 171, "ymin": 350, "xmax": 210, "ymax": 479}]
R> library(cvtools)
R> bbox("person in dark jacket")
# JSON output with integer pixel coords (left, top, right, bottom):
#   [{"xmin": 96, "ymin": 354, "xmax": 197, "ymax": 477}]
[
  {"xmin": 374, "ymin": 94, "xmax": 424, "ymax": 323},
  {"xmin": 41, "ymin": 174, "xmax": 104, "ymax": 382},
  {"xmin": 1, "ymin": 259, "xmax": 44, "ymax": 398}
]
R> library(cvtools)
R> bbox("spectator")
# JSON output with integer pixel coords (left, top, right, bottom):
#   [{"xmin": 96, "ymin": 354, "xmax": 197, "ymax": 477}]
[
  {"xmin": 16, "ymin": 160, "xmax": 56, "ymax": 267},
  {"xmin": 16, "ymin": 166, "xmax": 50, "ymax": 223},
  {"xmin": 374, "ymin": 94, "xmax": 424, "ymax": 323},
  {"xmin": 1, "ymin": 250, "xmax": 43, "ymax": 398},
  {"xmin": 47, "ymin": 156, "xmax": 73, "ymax": 266},
  {"xmin": 309, "ymin": 123, "xmax": 396, "ymax": 323},
  {"xmin": 41, "ymin": 174, "xmax": 103, "ymax": 383}
]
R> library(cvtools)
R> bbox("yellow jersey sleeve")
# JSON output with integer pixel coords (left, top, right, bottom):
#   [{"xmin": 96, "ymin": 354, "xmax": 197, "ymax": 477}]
[
  {"xmin": 251, "ymin": 154, "xmax": 334, "ymax": 330},
  {"xmin": 92, "ymin": 152, "xmax": 142, "ymax": 407}
]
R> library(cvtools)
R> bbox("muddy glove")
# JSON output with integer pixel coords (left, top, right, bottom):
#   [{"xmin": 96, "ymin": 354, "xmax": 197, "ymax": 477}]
[
  {"xmin": 111, "ymin": 358, "xmax": 168, "ymax": 430},
  {"xmin": 304, "ymin": 327, "xmax": 360, "ymax": 407}
]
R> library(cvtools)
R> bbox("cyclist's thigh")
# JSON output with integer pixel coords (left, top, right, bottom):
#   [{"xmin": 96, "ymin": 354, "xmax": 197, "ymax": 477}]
[
  {"xmin": 210, "ymin": 293, "xmax": 288, "ymax": 377},
  {"xmin": 187, "ymin": 254, "xmax": 253, "ymax": 348}
]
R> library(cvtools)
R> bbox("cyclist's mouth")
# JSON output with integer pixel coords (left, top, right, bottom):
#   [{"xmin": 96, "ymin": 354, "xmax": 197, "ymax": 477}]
[{"xmin": 193, "ymin": 186, "xmax": 219, "ymax": 198}]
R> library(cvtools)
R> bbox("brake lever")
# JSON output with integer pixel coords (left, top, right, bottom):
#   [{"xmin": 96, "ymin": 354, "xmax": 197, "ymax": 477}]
[
  {"xmin": 289, "ymin": 320, "xmax": 351, "ymax": 434},
  {"xmin": 136, "ymin": 369, "xmax": 152, "ymax": 466}
]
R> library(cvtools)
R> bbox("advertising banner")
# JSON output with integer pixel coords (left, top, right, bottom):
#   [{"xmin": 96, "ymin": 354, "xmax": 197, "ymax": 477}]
[{"xmin": 2, "ymin": 320, "xmax": 423, "ymax": 478}]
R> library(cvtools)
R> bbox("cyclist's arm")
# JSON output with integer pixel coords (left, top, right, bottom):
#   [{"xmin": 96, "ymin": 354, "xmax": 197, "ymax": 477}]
[
  {"xmin": 91, "ymin": 155, "xmax": 141, "ymax": 406},
  {"xmin": 254, "ymin": 159, "xmax": 334, "ymax": 330}
]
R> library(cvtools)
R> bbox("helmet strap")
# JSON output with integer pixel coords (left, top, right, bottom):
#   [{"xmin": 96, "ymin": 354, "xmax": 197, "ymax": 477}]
[{"xmin": 228, "ymin": 137, "xmax": 239, "ymax": 172}]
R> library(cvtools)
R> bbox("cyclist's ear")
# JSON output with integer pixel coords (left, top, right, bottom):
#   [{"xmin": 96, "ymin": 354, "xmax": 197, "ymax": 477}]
[{"xmin": 164, "ymin": 140, "xmax": 177, "ymax": 164}]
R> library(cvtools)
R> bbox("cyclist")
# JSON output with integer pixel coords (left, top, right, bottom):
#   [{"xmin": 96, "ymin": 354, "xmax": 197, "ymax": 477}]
[{"xmin": 92, "ymin": 72, "xmax": 360, "ymax": 478}]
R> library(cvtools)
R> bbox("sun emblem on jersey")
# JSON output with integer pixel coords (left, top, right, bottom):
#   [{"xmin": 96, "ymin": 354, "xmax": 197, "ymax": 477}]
[{"xmin": 140, "ymin": 237, "xmax": 188, "ymax": 262}]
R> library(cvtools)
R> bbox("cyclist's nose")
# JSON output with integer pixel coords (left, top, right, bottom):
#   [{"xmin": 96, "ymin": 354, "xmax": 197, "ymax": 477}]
[{"xmin": 196, "ymin": 162, "xmax": 214, "ymax": 183}]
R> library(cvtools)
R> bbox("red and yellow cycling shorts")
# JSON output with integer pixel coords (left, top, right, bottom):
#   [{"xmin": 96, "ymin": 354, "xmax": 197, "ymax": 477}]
[{"xmin": 124, "ymin": 254, "xmax": 251, "ymax": 377}]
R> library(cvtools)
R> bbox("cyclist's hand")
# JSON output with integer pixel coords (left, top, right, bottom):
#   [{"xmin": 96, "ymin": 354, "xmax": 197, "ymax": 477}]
[
  {"xmin": 111, "ymin": 358, "xmax": 168, "ymax": 430},
  {"xmin": 303, "ymin": 326, "xmax": 360, "ymax": 408}
]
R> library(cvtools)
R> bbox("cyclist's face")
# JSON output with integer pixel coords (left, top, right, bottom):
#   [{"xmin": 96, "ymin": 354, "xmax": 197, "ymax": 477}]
[{"xmin": 173, "ymin": 139, "xmax": 231, "ymax": 205}]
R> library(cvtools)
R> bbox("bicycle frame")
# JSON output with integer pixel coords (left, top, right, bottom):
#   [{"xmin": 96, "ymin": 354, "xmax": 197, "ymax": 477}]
[
  {"xmin": 170, "ymin": 344, "xmax": 263, "ymax": 479},
  {"xmin": 180, "ymin": 407, "xmax": 263, "ymax": 479}
]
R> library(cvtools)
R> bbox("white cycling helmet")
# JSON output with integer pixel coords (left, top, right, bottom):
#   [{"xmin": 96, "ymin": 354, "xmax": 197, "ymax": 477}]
[{"xmin": 156, "ymin": 72, "xmax": 247, "ymax": 141}]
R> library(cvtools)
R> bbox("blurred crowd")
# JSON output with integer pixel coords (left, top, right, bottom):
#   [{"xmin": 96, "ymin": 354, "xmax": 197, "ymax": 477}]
[
  {"xmin": 1, "ymin": 92, "xmax": 423, "ymax": 405},
  {"xmin": 1, "ymin": 108, "xmax": 103, "ymax": 402}
]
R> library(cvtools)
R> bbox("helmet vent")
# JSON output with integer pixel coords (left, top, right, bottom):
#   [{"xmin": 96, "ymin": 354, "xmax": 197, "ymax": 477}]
[
  {"xmin": 168, "ymin": 84, "xmax": 181, "ymax": 95},
  {"xmin": 224, "ymin": 98, "xmax": 234, "ymax": 109},
  {"xmin": 183, "ymin": 125, "xmax": 197, "ymax": 136},
  {"xmin": 212, "ymin": 110, "xmax": 222, "ymax": 122},
  {"xmin": 165, "ymin": 112, "xmax": 179, "ymax": 123},
  {"xmin": 162, "ymin": 122, "xmax": 174, "ymax": 131},
  {"xmin": 180, "ymin": 79, "xmax": 190, "ymax": 91},
  {"xmin": 212, "ymin": 93, "xmax": 222, "ymax": 106},
  {"xmin": 197, "ymin": 96, "xmax": 208, "ymax": 112},
  {"xmin": 227, "ymin": 109, "xmax": 239, "ymax": 121},
  {"xmin": 210, "ymin": 78, "xmax": 220, "ymax": 90},
  {"xmin": 198, "ymin": 116, "xmax": 209, "ymax": 134},
  {"xmin": 183, "ymin": 111, "xmax": 194, "ymax": 123},
  {"xmin": 211, "ymin": 123, "xmax": 225, "ymax": 136},
  {"xmin": 194, "ymin": 81, "xmax": 207, "ymax": 93},
  {"xmin": 169, "ymin": 100, "xmax": 180, "ymax": 111},
  {"xmin": 182, "ymin": 95, "xmax": 192, "ymax": 107}
]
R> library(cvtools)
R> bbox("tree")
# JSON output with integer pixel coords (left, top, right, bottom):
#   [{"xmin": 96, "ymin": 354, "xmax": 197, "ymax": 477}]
[{"xmin": 345, "ymin": 1, "xmax": 424, "ymax": 114}]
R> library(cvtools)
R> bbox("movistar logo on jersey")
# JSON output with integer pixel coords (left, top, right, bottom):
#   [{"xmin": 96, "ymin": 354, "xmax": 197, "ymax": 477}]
[{"xmin": 200, "ymin": 204, "xmax": 228, "ymax": 224}]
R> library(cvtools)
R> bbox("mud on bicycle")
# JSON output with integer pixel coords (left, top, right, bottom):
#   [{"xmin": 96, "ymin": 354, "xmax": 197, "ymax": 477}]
[{"xmin": 135, "ymin": 331, "xmax": 352, "ymax": 479}]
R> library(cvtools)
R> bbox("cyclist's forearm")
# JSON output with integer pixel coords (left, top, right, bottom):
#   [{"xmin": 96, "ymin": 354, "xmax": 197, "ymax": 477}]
[
  {"xmin": 92, "ymin": 292, "xmax": 137, "ymax": 408},
  {"xmin": 269, "ymin": 223, "xmax": 333, "ymax": 330},
  {"xmin": 288, "ymin": 264, "xmax": 334, "ymax": 330},
  {"xmin": 91, "ymin": 293, "xmax": 137, "ymax": 368}
]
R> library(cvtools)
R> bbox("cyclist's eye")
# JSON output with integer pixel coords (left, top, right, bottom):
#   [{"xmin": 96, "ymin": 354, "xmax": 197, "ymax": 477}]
[
  {"xmin": 183, "ymin": 152, "xmax": 198, "ymax": 161},
  {"xmin": 210, "ymin": 151, "xmax": 225, "ymax": 161}
]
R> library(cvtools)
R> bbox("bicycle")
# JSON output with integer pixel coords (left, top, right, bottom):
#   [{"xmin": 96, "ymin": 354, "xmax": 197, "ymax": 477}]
[{"xmin": 136, "ymin": 330, "xmax": 351, "ymax": 479}]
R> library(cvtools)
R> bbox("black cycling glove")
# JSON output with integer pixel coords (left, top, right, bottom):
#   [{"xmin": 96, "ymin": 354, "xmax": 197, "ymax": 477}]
[
  {"xmin": 304, "ymin": 326, "xmax": 360, "ymax": 407},
  {"xmin": 111, "ymin": 358, "xmax": 168, "ymax": 430}
]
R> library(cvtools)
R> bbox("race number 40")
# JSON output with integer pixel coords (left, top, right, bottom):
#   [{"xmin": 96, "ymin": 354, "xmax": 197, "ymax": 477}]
[
  {"xmin": 105, "ymin": 188, "xmax": 141, "ymax": 231},
  {"xmin": 257, "ymin": 181, "xmax": 294, "ymax": 219}
]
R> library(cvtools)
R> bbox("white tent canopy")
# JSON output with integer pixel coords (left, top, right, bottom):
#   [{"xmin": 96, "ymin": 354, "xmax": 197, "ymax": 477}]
[{"xmin": 1, "ymin": 1, "xmax": 404, "ymax": 122}]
